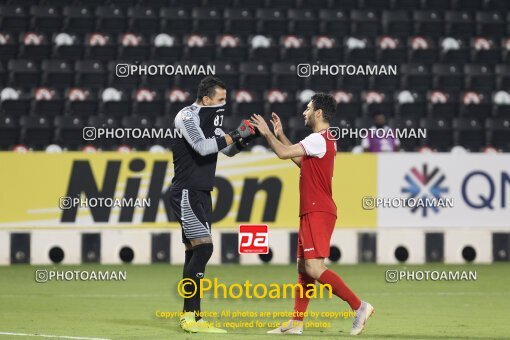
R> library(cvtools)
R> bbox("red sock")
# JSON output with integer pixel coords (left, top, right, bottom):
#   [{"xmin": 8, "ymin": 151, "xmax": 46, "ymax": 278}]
[
  {"xmin": 292, "ymin": 272, "xmax": 315, "ymax": 321},
  {"xmin": 317, "ymin": 269, "xmax": 361, "ymax": 310}
]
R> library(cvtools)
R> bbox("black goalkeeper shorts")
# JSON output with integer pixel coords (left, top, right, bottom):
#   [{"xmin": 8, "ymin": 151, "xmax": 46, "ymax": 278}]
[{"xmin": 170, "ymin": 187, "xmax": 212, "ymax": 244}]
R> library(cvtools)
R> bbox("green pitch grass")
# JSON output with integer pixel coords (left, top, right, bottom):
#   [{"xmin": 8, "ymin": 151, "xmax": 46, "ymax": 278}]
[{"xmin": 1, "ymin": 263, "xmax": 509, "ymax": 340}]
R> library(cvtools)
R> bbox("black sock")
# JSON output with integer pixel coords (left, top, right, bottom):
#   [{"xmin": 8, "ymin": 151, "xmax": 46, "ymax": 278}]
[
  {"xmin": 183, "ymin": 248, "xmax": 193, "ymax": 279},
  {"xmin": 182, "ymin": 243, "xmax": 213, "ymax": 319}
]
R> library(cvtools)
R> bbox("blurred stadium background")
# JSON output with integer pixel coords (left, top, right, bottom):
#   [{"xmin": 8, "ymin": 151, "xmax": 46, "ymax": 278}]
[{"xmin": 0, "ymin": 1, "xmax": 510, "ymax": 338}]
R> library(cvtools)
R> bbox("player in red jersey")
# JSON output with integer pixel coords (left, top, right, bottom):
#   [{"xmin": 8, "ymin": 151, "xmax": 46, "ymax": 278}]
[{"xmin": 250, "ymin": 93, "xmax": 374, "ymax": 336}]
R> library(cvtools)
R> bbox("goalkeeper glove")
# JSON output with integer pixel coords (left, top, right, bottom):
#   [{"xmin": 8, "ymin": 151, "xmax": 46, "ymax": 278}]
[{"xmin": 228, "ymin": 119, "xmax": 256, "ymax": 142}]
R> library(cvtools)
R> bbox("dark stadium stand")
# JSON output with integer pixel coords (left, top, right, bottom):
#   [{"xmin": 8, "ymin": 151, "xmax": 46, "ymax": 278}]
[{"xmin": 0, "ymin": 0, "xmax": 510, "ymax": 151}]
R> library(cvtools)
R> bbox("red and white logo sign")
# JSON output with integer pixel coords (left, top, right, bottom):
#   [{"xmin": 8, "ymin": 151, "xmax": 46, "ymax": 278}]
[{"xmin": 238, "ymin": 225, "xmax": 269, "ymax": 254}]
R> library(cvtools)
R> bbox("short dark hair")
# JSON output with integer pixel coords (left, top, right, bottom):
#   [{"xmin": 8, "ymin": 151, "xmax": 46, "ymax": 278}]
[
  {"xmin": 196, "ymin": 76, "xmax": 226, "ymax": 102},
  {"xmin": 311, "ymin": 93, "xmax": 336, "ymax": 123}
]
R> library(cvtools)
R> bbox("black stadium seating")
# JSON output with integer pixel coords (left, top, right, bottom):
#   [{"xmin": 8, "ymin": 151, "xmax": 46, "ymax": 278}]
[{"xmin": 0, "ymin": 0, "xmax": 508, "ymax": 151}]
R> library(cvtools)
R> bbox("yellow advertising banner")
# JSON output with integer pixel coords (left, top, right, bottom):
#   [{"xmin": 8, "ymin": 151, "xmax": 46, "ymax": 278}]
[{"xmin": 0, "ymin": 152, "xmax": 376, "ymax": 229}]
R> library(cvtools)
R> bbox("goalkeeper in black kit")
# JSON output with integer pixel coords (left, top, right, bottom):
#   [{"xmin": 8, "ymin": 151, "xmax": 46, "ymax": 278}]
[{"xmin": 169, "ymin": 76, "xmax": 258, "ymax": 333}]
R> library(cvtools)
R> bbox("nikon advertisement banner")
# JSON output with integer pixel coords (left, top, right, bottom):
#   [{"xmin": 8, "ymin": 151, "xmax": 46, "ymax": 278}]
[{"xmin": 0, "ymin": 152, "xmax": 376, "ymax": 229}]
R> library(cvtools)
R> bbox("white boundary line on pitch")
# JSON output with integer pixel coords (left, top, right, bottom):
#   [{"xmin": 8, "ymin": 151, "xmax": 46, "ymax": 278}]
[{"xmin": 0, "ymin": 332, "xmax": 110, "ymax": 340}]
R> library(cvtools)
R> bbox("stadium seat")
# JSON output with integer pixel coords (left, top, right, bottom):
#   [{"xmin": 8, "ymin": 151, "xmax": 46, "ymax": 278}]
[
  {"xmin": 193, "ymin": 8, "xmax": 224, "ymax": 34},
  {"xmin": 487, "ymin": 118, "xmax": 510, "ymax": 151},
  {"xmin": 151, "ymin": 34, "xmax": 182, "ymax": 61},
  {"xmin": 0, "ymin": 63, "xmax": 6, "ymax": 86},
  {"xmin": 8, "ymin": 60, "xmax": 40, "ymax": 87},
  {"xmin": 300, "ymin": 0, "xmax": 330, "ymax": 10},
  {"xmin": 445, "ymin": 11, "xmax": 475, "ymax": 37},
  {"xmin": 344, "ymin": 37, "xmax": 376, "ymax": 64},
  {"xmin": 154, "ymin": 114, "xmax": 175, "ymax": 147},
  {"xmin": 484, "ymin": 0, "xmax": 510, "ymax": 10},
  {"xmin": 19, "ymin": 33, "xmax": 52, "ymax": 61},
  {"xmin": 389, "ymin": 116, "xmax": 420, "ymax": 151},
  {"xmin": 132, "ymin": 89, "xmax": 165, "ymax": 119},
  {"xmin": 288, "ymin": 9, "xmax": 318, "ymax": 36},
  {"xmin": 239, "ymin": 62, "xmax": 271, "ymax": 91},
  {"xmin": 99, "ymin": 88, "xmax": 131, "ymax": 119},
  {"xmin": 0, "ymin": 33, "xmax": 19, "ymax": 62},
  {"xmin": 121, "ymin": 115, "xmax": 153, "ymax": 149},
  {"xmin": 265, "ymin": 90, "xmax": 296, "ymax": 119},
  {"xmin": 392, "ymin": 0, "xmax": 420, "ymax": 10},
  {"xmin": 396, "ymin": 91, "xmax": 427, "ymax": 119},
  {"xmin": 87, "ymin": 115, "xmax": 119, "ymax": 150},
  {"xmin": 160, "ymin": 7, "xmax": 192, "ymax": 34},
  {"xmin": 232, "ymin": 90, "xmax": 264, "ymax": 118},
  {"xmin": 0, "ymin": 5, "xmax": 28, "ymax": 32},
  {"xmin": 30, "ymin": 6, "xmax": 62, "ymax": 33},
  {"xmin": 451, "ymin": 0, "xmax": 482, "ymax": 9},
  {"xmin": 413, "ymin": 11, "xmax": 444, "ymax": 38},
  {"xmin": 351, "ymin": 10, "xmax": 381, "ymax": 36},
  {"xmin": 20, "ymin": 115, "xmax": 53, "ymax": 149},
  {"xmin": 216, "ymin": 35, "xmax": 247, "ymax": 63},
  {"xmin": 65, "ymin": 88, "xmax": 98, "ymax": 118},
  {"xmin": 256, "ymin": 9, "xmax": 287, "ymax": 35},
  {"xmin": 184, "ymin": 36, "xmax": 216, "ymax": 63},
  {"xmin": 318, "ymin": 9, "xmax": 350, "ymax": 36},
  {"xmin": 453, "ymin": 117, "xmax": 485, "ymax": 151},
  {"xmin": 271, "ymin": 63, "xmax": 302, "ymax": 92},
  {"xmin": 334, "ymin": 117, "xmax": 356, "ymax": 151},
  {"xmin": 63, "ymin": 6, "xmax": 95, "ymax": 33},
  {"xmin": 128, "ymin": 7, "xmax": 159, "ymax": 34},
  {"xmin": 0, "ymin": 115, "xmax": 19, "ymax": 149},
  {"xmin": 439, "ymin": 38, "xmax": 469, "ymax": 64},
  {"xmin": 401, "ymin": 64, "xmax": 432, "ymax": 92},
  {"xmin": 433, "ymin": 64, "xmax": 464, "ymax": 91},
  {"xmin": 224, "ymin": 9, "xmax": 256, "ymax": 35},
  {"xmin": 210, "ymin": 62, "xmax": 239, "ymax": 90},
  {"xmin": 427, "ymin": 90, "xmax": 458, "ymax": 119},
  {"xmin": 312, "ymin": 36, "xmax": 343, "ymax": 63},
  {"xmin": 420, "ymin": 117, "xmax": 453, "ymax": 151},
  {"xmin": 495, "ymin": 64, "xmax": 510, "ymax": 90},
  {"xmin": 52, "ymin": 33, "xmax": 84, "ymax": 60},
  {"xmin": 334, "ymin": 91, "xmax": 362, "ymax": 121},
  {"xmin": 173, "ymin": 0, "xmax": 203, "ymax": 9},
  {"xmin": 118, "ymin": 34, "xmax": 149, "ymax": 61},
  {"xmin": 31, "ymin": 88, "xmax": 65, "ymax": 118},
  {"xmin": 422, "ymin": 0, "xmax": 451, "ymax": 10},
  {"xmin": 0, "ymin": 89, "xmax": 31, "ymax": 118},
  {"xmin": 471, "ymin": 37, "xmax": 501, "ymax": 65},
  {"xmin": 476, "ymin": 12, "xmax": 505, "ymax": 37},
  {"xmin": 464, "ymin": 64, "xmax": 494, "ymax": 92},
  {"xmin": 248, "ymin": 36, "xmax": 279, "ymax": 62},
  {"xmin": 382, "ymin": 11, "xmax": 411, "ymax": 36},
  {"xmin": 42, "ymin": 60, "xmax": 74, "ymax": 88},
  {"xmin": 54, "ymin": 115, "xmax": 85, "ymax": 149},
  {"xmin": 96, "ymin": 7, "xmax": 127, "ymax": 33},
  {"xmin": 459, "ymin": 91, "xmax": 492, "ymax": 120},
  {"xmin": 85, "ymin": 33, "xmax": 117, "ymax": 61}
]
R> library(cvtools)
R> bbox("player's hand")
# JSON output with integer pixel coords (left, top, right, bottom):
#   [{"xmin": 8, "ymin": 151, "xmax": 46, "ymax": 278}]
[
  {"xmin": 250, "ymin": 114, "xmax": 271, "ymax": 137},
  {"xmin": 232, "ymin": 119, "xmax": 256, "ymax": 139},
  {"xmin": 270, "ymin": 112, "xmax": 283, "ymax": 138}
]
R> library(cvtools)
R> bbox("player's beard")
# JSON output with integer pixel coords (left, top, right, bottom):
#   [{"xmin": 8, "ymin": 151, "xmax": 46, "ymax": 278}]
[{"xmin": 305, "ymin": 113, "xmax": 316, "ymax": 129}]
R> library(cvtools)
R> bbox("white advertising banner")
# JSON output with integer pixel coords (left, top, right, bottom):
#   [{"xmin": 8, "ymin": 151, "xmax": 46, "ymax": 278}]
[{"xmin": 377, "ymin": 154, "xmax": 510, "ymax": 228}]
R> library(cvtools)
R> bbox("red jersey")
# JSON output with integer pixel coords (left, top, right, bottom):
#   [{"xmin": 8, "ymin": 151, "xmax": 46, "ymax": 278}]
[{"xmin": 298, "ymin": 129, "xmax": 337, "ymax": 217}]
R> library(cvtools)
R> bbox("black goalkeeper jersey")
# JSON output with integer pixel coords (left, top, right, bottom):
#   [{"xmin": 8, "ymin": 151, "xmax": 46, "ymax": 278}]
[{"xmin": 171, "ymin": 102, "xmax": 236, "ymax": 191}]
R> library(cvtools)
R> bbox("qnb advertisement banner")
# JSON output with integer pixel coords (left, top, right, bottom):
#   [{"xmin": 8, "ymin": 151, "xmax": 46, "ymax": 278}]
[
  {"xmin": 377, "ymin": 154, "xmax": 510, "ymax": 228},
  {"xmin": 0, "ymin": 152, "xmax": 376, "ymax": 229}
]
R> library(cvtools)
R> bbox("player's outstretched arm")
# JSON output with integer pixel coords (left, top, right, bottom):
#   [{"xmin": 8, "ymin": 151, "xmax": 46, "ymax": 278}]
[
  {"xmin": 251, "ymin": 114, "xmax": 305, "ymax": 163},
  {"xmin": 219, "ymin": 128, "xmax": 259, "ymax": 157},
  {"xmin": 270, "ymin": 112, "xmax": 302, "ymax": 167},
  {"xmin": 175, "ymin": 111, "xmax": 254, "ymax": 156}
]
